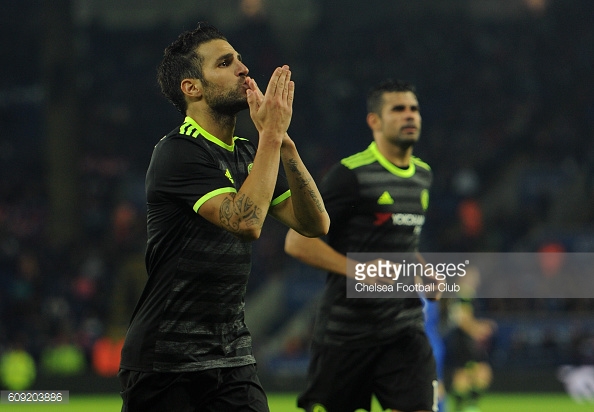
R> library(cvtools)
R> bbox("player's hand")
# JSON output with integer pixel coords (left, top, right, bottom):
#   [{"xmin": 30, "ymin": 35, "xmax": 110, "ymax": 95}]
[{"xmin": 247, "ymin": 66, "xmax": 294, "ymax": 139}]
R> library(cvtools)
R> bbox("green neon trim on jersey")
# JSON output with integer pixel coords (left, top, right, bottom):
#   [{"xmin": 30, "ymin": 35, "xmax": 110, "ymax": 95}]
[
  {"xmin": 369, "ymin": 142, "xmax": 416, "ymax": 177},
  {"xmin": 342, "ymin": 142, "xmax": 420, "ymax": 178},
  {"xmin": 271, "ymin": 190, "xmax": 291, "ymax": 206},
  {"xmin": 341, "ymin": 147, "xmax": 376, "ymax": 169},
  {"xmin": 181, "ymin": 116, "xmax": 242, "ymax": 152},
  {"xmin": 193, "ymin": 187, "xmax": 237, "ymax": 213},
  {"xmin": 412, "ymin": 156, "xmax": 431, "ymax": 171}
]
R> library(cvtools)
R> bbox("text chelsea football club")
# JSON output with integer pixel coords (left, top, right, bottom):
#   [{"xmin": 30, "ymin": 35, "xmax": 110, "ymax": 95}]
[{"xmin": 352, "ymin": 259, "xmax": 468, "ymax": 293}]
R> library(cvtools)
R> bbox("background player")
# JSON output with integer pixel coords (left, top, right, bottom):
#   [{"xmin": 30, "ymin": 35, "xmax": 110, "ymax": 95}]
[
  {"xmin": 285, "ymin": 79, "xmax": 437, "ymax": 412},
  {"xmin": 444, "ymin": 267, "xmax": 495, "ymax": 412}
]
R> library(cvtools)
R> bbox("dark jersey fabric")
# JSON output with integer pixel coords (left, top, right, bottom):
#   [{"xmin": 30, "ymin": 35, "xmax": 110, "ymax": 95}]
[
  {"xmin": 312, "ymin": 142, "xmax": 433, "ymax": 347},
  {"xmin": 120, "ymin": 117, "xmax": 289, "ymax": 372}
]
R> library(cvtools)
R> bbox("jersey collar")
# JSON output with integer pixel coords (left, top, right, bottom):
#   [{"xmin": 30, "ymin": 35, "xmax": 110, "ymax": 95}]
[
  {"xmin": 184, "ymin": 116, "xmax": 236, "ymax": 152},
  {"xmin": 369, "ymin": 142, "xmax": 416, "ymax": 178}
]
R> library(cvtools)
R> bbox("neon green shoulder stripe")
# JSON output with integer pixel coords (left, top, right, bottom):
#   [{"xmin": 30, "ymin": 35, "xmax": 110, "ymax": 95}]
[
  {"xmin": 342, "ymin": 142, "xmax": 429, "ymax": 176},
  {"xmin": 271, "ymin": 190, "xmax": 291, "ymax": 206},
  {"xmin": 341, "ymin": 145, "xmax": 376, "ymax": 169},
  {"xmin": 181, "ymin": 116, "xmax": 235, "ymax": 152},
  {"xmin": 412, "ymin": 156, "xmax": 431, "ymax": 171},
  {"xmin": 193, "ymin": 187, "xmax": 237, "ymax": 213}
]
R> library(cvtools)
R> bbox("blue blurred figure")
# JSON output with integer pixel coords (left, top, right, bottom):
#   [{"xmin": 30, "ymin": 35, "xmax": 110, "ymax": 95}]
[{"xmin": 424, "ymin": 298, "xmax": 446, "ymax": 411}]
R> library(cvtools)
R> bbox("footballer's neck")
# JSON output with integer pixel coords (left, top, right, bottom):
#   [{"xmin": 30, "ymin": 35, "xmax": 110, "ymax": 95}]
[
  {"xmin": 186, "ymin": 107, "xmax": 237, "ymax": 146},
  {"xmin": 376, "ymin": 138, "xmax": 414, "ymax": 168}
]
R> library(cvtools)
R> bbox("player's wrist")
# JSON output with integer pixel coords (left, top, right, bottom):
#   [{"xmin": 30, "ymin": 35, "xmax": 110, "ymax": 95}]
[
  {"xmin": 257, "ymin": 131, "xmax": 283, "ymax": 148},
  {"xmin": 280, "ymin": 135, "xmax": 296, "ymax": 151}
]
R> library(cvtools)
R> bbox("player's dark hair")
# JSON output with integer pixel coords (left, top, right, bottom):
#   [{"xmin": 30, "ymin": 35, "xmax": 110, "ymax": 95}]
[
  {"xmin": 157, "ymin": 22, "xmax": 227, "ymax": 114},
  {"xmin": 366, "ymin": 79, "xmax": 417, "ymax": 115}
]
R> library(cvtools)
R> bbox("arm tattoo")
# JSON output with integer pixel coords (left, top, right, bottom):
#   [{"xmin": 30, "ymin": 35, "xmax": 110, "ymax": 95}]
[
  {"xmin": 219, "ymin": 195, "xmax": 240, "ymax": 232},
  {"xmin": 287, "ymin": 158, "xmax": 325, "ymax": 213},
  {"xmin": 219, "ymin": 193, "xmax": 263, "ymax": 232},
  {"xmin": 287, "ymin": 159, "xmax": 311, "ymax": 189}
]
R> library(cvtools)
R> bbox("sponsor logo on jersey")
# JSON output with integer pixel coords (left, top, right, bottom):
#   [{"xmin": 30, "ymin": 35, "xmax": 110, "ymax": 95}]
[
  {"xmin": 374, "ymin": 212, "xmax": 425, "ymax": 235},
  {"xmin": 391, "ymin": 213, "xmax": 425, "ymax": 226},
  {"xmin": 373, "ymin": 212, "xmax": 393, "ymax": 226}
]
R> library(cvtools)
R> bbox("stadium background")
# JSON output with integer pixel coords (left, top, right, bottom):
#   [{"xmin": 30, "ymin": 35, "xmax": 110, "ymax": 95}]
[{"xmin": 1, "ymin": 0, "xmax": 593, "ymax": 409}]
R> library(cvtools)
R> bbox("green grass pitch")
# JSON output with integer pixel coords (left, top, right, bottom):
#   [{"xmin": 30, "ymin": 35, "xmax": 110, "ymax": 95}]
[{"xmin": 1, "ymin": 392, "xmax": 592, "ymax": 411}]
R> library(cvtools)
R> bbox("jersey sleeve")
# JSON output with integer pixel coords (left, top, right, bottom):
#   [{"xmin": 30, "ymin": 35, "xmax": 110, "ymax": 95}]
[
  {"xmin": 147, "ymin": 137, "xmax": 235, "ymax": 212},
  {"xmin": 240, "ymin": 138, "xmax": 291, "ymax": 207},
  {"xmin": 271, "ymin": 172, "xmax": 291, "ymax": 206}
]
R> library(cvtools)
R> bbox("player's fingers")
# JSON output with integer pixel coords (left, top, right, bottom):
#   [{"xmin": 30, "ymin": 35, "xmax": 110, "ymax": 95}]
[
  {"xmin": 264, "ymin": 67, "xmax": 284, "ymax": 97},
  {"xmin": 287, "ymin": 81, "xmax": 295, "ymax": 104},
  {"xmin": 281, "ymin": 68, "xmax": 292, "ymax": 101},
  {"xmin": 247, "ymin": 77, "xmax": 264, "ymax": 105},
  {"xmin": 274, "ymin": 67, "xmax": 289, "ymax": 97},
  {"xmin": 246, "ymin": 89, "xmax": 259, "ymax": 119}
]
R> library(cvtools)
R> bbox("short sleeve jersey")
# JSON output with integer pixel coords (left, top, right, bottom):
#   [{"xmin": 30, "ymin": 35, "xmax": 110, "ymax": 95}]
[
  {"xmin": 120, "ymin": 117, "xmax": 290, "ymax": 372},
  {"xmin": 313, "ymin": 142, "xmax": 432, "ymax": 347}
]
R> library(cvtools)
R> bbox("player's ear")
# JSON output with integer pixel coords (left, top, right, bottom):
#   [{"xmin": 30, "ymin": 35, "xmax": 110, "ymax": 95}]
[
  {"xmin": 181, "ymin": 78, "xmax": 202, "ymax": 98},
  {"xmin": 367, "ymin": 112, "xmax": 381, "ymax": 131}
]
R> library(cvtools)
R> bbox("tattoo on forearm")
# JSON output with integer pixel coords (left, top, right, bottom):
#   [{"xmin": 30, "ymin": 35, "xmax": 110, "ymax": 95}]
[
  {"xmin": 287, "ymin": 159, "xmax": 311, "ymax": 189},
  {"xmin": 287, "ymin": 158, "xmax": 325, "ymax": 213},
  {"xmin": 219, "ymin": 193, "xmax": 263, "ymax": 232},
  {"xmin": 308, "ymin": 187, "xmax": 325, "ymax": 213}
]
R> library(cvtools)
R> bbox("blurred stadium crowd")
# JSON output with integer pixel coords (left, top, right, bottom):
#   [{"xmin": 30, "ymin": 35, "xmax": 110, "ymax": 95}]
[{"xmin": 0, "ymin": 0, "xmax": 593, "ymax": 389}]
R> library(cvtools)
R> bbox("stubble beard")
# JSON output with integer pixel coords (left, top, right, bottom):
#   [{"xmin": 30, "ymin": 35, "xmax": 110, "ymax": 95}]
[
  {"xmin": 203, "ymin": 80, "xmax": 249, "ymax": 121},
  {"xmin": 392, "ymin": 131, "xmax": 419, "ymax": 151},
  {"xmin": 394, "ymin": 137, "xmax": 417, "ymax": 151}
]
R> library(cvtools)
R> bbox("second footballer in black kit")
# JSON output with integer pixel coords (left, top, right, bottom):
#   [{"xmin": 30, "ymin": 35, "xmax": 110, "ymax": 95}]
[{"xmin": 286, "ymin": 80, "xmax": 437, "ymax": 412}]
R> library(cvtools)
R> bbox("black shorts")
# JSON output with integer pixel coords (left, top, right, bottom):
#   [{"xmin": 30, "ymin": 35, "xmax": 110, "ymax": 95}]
[
  {"xmin": 297, "ymin": 329, "xmax": 438, "ymax": 412},
  {"xmin": 118, "ymin": 364, "xmax": 269, "ymax": 412}
]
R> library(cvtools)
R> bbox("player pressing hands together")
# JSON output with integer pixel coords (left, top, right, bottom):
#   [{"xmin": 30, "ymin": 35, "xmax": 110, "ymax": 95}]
[{"xmin": 119, "ymin": 22, "xmax": 328, "ymax": 412}]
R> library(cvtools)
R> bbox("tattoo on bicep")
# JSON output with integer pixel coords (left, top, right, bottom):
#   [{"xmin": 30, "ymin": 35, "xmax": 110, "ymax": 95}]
[
  {"xmin": 220, "ymin": 194, "xmax": 240, "ymax": 232},
  {"xmin": 219, "ymin": 193, "xmax": 263, "ymax": 232},
  {"xmin": 235, "ymin": 194, "xmax": 263, "ymax": 227}
]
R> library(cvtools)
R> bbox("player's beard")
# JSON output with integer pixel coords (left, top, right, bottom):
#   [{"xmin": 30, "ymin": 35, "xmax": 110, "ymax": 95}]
[
  {"xmin": 392, "ymin": 131, "xmax": 419, "ymax": 150},
  {"xmin": 394, "ymin": 137, "xmax": 417, "ymax": 151},
  {"xmin": 202, "ymin": 79, "xmax": 248, "ymax": 117}
]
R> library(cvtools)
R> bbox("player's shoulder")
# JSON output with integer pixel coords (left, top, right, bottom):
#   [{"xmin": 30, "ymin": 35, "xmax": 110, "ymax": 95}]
[
  {"xmin": 340, "ymin": 145, "xmax": 376, "ymax": 170},
  {"xmin": 412, "ymin": 156, "xmax": 431, "ymax": 171},
  {"xmin": 232, "ymin": 136, "xmax": 257, "ymax": 154}
]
